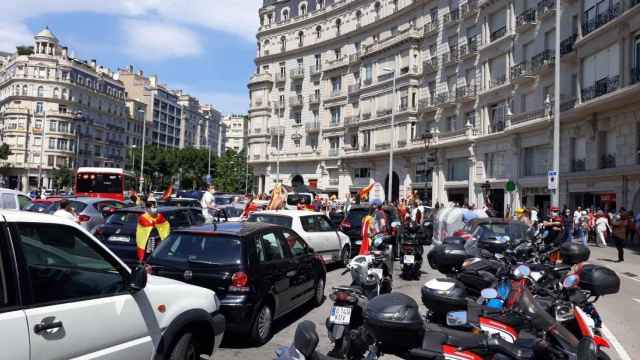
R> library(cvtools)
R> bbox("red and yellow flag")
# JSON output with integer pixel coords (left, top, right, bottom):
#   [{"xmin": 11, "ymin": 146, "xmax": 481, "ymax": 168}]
[
  {"xmin": 135, "ymin": 213, "xmax": 171, "ymax": 262},
  {"xmin": 358, "ymin": 183, "xmax": 375, "ymax": 200},
  {"xmin": 161, "ymin": 182, "xmax": 173, "ymax": 201},
  {"xmin": 267, "ymin": 183, "xmax": 286, "ymax": 210}
]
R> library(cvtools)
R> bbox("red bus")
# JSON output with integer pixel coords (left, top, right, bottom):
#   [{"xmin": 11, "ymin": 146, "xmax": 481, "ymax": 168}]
[{"xmin": 75, "ymin": 167, "xmax": 132, "ymax": 201}]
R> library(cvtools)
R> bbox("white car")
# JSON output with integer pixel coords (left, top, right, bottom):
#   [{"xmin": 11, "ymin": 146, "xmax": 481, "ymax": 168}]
[
  {"xmin": 247, "ymin": 210, "xmax": 351, "ymax": 265},
  {"xmin": 0, "ymin": 210, "xmax": 225, "ymax": 360},
  {"xmin": 0, "ymin": 188, "xmax": 32, "ymax": 210}
]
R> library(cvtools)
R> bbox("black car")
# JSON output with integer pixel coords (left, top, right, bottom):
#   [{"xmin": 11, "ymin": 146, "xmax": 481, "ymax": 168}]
[
  {"xmin": 339, "ymin": 205, "xmax": 403, "ymax": 256},
  {"xmin": 157, "ymin": 197, "xmax": 202, "ymax": 208},
  {"xmin": 146, "ymin": 222, "xmax": 327, "ymax": 345},
  {"xmin": 95, "ymin": 206, "xmax": 206, "ymax": 266}
]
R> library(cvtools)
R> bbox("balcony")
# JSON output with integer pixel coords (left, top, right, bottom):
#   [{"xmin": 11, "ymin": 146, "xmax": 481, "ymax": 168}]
[
  {"xmin": 328, "ymin": 120, "xmax": 342, "ymax": 128},
  {"xmin": 328, "ymin": 89, "xmax": 345, "ymax": 99},
  {"xmin": 423, "ymin": 58, "xmax": 439, "ymax": 75},
  {"xmin": 308, "ymin": 93, "xmax": 321, "ymax": 106},
  {"xmin": 455, "ymin": 85, "xmax": 477, "ymax": 102},
  {"xmin": 329, "ymin": 179, "xmax": 339, "ymax": 186},
  {"xmin": 442, "ymin": 49, "xmax": 459, "ymax": 67},
  {"xmin": 461, "ymin": 1, "xmax": 478, "ymax": 19},
  {"xmin": 399, "ymin": 103, "xmax": 417, "ymax": 113},
  {"xmin": 582, "ymin": 2, "xmax": 622, "ymax": 36},
  {"xmin": 309, "ymin": 65, "xmax": 322, "ymax": 77},
  {"xmin": 349, "ymin": 52, "xmax": 362, "ymax": 64},
  {"xmin": 305, "ymin": 121, "xmax": 320, "ymax": 132},
  {"xmin": 489, "ymin": 119, "xmax": 506, "ymax": 133},
  {"xmin": 572, "ymin": 159, "xmax": 586, "ymax": 172},
  {"xmin": 324, "ymin": 57, "xmax": 348, "ymax": 72},
  {"xmin": 289, "ymin": 68, "xmax": 304, "ymax": 81},
  {"xmin": 397, "ymin": 140, "xmax": 407, "ymax": 148},
  {"xmin": 376, "ymin": 108, "xmax": 392, "ymax": 117},
  {"xmin": 362, "ymin": 112, "xmax": 372, "ymax": 120},
  {"xmin": 490, "ymin": 26, "xmax": 507, "ymax": 42},
  {"xmin": 362, "ymin": 78, "xmax": 373, "ymax": 87},
  {"xmin": 424, "ymin": 21, "xmax": 439, "ymax": 37},
  {"xmin": 443, "ymin": 8, "xmax": 460, "ymax": 27},
  {"xmin": 581, "ymin": 75, "xmax": 620, "ymax": 101},
  {"xmin": 511, "ymin": 61, "xmax": 536, "ymax": 84},
  {"xmin": 275, "ymin": 73, "xmax": 286, "ymax": 83},
  {"xmin": 459, "ymin": 39, "xmax": 478, "ymax": 60},
  {"xmin": 253, "ymin": 154, "xmax": 261, "ymax": 160},
  {"xmin": 600, "ymin": 154, "xmax": 616, "ymax": 169},
  {"xmin": 344, "ymin": 116, "xmax": 359, "ymax": 127},
  {"xmin": 363, "ymin": 26, "xmax": 424, "ymax": 57},
  {"xmin": 348, "ymin": 84, "xmax": 361, "ymax": 96},
  {"xmin": 511, "ymin": 108, "xmax": 546, "ymax": 125},
  {"xmin": 328, "ymin": 148, "xmax": 340, "ymax": 157},
  {"xmin": 516, "ymin": 8, "xmax": 537, "ymax": 33},
  {"xmin": 536, "ymin": 0, "xmax": 555, "ymax": 20},
  {"xmin": 419, "ymin": 98, "xmax": 437, "ymax": 113},
  {"xmin": 531, "ymin": 50, "xmax": 554, "ymax": 74},
  {"xmin": 560, "ymin": 34, "xmax": 578, "ymax": 57},
  {"xmin": 434, "ymin": 92, "xmax": 456, "ymax": 108},
  {"xmin": 273, "ymin": 100, "xmax": 285, "ymax": 111},
  {"xmin": 375, "ymin": 143, "xmax": 391, "ymax": 151},
  {"xmin": 289, "ymin": 95, "xmax": 303, "ymax": 108}
]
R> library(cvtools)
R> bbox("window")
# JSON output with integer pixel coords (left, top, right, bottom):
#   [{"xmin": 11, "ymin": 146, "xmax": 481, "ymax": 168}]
[
  {"xmin": 15, "ymin": 223, "xmax": 126, "ymax": 304},
  {"xmin": 330, "ymin": 107, "xmax": 341, "ymax": 124},
  {"xmin": 256, "ymin": 232, "xmax": 284, "ymax": 262},
  {"xmin": 35, "ymin": 102, "xmax": 43, "ymax": 114},
  {"xmin": 316, "ymin": 25, "xmax": 322, "ymax": 39},
  {"xmin": 300, "ymin": 215, "xmax": 334, "ymax": 233},
  {"xmin": 300, "ymin": 3, "xmax": 307, "ymax": 15},
  {"xmin": 335, "ymin": 18, "xmax": 342, "ymax": 35},
  {"xmin": 523, "ymin": 145, "xmax": 551, "ymax": 176},
  {"xmin": 166, "ymin": 210, "xmax": 191, "ymax": 227},
  {"xmin": 331, "ymin": 76, "xmax": 342, "ymax": 94},
  {"xmin": 353, "ymin": 168, "xmax": 371, "ymax": 178},
  {"xmin": 447, "ymin": 157, "xmax": 469, "ymax": 181},
  {"xmin": 281, "ymin": 230, "xmax": 308, "ymax": 256},
  {"xmin": 17, "ymin": 195, "xmax": 32, "ymax": 210},
  {"xmin": 485, "ymin": 151, "xmax": 506, "ymax": 178},
  {"xmin": 247, "ymin": 214, "xmax": 293, "ymax": 228},
  {"xmin": 282, "ymin": 8, "xmax": 289, "ymax": 21}
]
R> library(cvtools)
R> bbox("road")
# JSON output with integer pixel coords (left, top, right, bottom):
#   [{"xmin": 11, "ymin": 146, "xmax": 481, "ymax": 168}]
[{"xmin": 216, "ymin": 244, "xmax": 640, "ymax": 360}]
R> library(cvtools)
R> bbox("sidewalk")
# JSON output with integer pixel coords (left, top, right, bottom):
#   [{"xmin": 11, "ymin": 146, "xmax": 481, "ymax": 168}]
[{"xmin": 588, "ymin": 244, "xmax": 640, "ymax": 280}]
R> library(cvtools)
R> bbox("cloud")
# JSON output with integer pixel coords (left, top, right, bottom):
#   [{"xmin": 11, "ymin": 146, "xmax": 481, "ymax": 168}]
[
  {"xmin": 0, "ymin": 22, "xmax": 34, "ymax": 52},
  {"xmin": 188, "ymin": 90, "xmax": 249, "ymax": 116},
  {"xmin": 121, "ymin": 19, "xmax": 202, "ymax": 61}
]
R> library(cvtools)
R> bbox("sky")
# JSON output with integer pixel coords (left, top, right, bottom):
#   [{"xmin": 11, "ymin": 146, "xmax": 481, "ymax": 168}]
[{"xmin": 0, "ymin": 0, "xmax": 261, "ymax": 115}]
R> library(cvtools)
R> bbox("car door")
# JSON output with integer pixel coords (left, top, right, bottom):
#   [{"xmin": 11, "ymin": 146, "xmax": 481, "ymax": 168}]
[
  {"xmin": 317, "ymin": 215, "xmax": 343, "ymax": 256},
  {"xmin": 0, "ymin": 224, "xmax": 30, "ymax": 360},
  {"xmin": 299, "ymin": 215, "xmax": 336, "ymax": 262},
  {"xmin": 279, "ymin": 229, "xmax": 315, "ymax": 306},
  {"xmin": 12, "ymin": 222, "xmax": 153, "ymax": 360},
  {"xmin": 254, "ymin": 230, "xmax": 295, "ymax": 317}
]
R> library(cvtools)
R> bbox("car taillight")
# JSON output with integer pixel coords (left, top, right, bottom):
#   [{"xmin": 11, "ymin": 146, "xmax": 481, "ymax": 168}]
[
  {"xmin": 330, "ymin": 291, "xmax": 355, "ymax": 303},
  {"xmin": 94, "ymin": 227, "xmax": 104, "ymax": 236},
  {"xmin": 78, "ymin": 214, "xmax": 91, "ymax": 223},
  {"xmin": 229, "ymin": 272, "xmax": 250, "ymax": 292},
  {"xmin": 340, "ymin": 218, "xmax": 351, "ymax": 231}
]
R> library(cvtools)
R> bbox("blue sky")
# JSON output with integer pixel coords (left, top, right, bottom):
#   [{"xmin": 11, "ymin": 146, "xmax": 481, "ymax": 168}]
[{"xmin": 0, "ymin": 1, "xmax": 260, "ymax": 115}]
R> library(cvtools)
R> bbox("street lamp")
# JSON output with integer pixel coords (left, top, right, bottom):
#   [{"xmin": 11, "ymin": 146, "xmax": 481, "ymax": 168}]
[
  {"xmin": 551, "ymin": 0, "xmax": 561, "ymax": 207},
  {"xmin": 383, "ymin": 65, "xmax": 397, "ymax": 203},
  {"xmin": 138, "ymin": 108, "xmax": 146, "ymax": 195}
]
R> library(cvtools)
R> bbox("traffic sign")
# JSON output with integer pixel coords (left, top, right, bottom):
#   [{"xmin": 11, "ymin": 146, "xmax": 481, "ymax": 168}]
[
  {"xmin": 505, "ymin": 180, "xmax": 516, "ymax": 192},
  {"xmin": 547, "ymin": 171, "xmax": 558, "ymax": 190}
]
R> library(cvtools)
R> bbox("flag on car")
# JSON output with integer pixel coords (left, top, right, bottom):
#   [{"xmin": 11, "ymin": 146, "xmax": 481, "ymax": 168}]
[
  {"xmin": 161, "ymin": 180, "xmax": 173, "ymax": 200},
  {"xmin": 267, "ymin": 183, "xmax": 286, "ymax": 210},
  {"xmin": 135, "ymin": 212, "xmax": 170, "ymax": 262}
]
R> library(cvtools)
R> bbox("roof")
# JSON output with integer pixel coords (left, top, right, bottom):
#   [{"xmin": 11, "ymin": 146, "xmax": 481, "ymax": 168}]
[
  {"xmin": 70, "ymin": 197, "xmax": 124, "ymax": 204},
  {"xmin": 251, "ymin": 210, "xmax": 324, "ymax": 217},
  {"xmin": 35, "ymin": 27, "xmax": 58, "ymax": 41},
  {"xmin": 1, "ymin": 209, "xmax": 78, "ymax": 226},
  {"xmin": 77, "ymin": 167, "xmax": 124, "ymax": 175},
  {"xmin": 177, "ymin": 222, "xmax": 279, "ymax": 237}
]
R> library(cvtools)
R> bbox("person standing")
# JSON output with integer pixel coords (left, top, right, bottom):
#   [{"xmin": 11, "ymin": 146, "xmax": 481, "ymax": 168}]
[
  {"xmin": 595, "ymin": 211, "xmax": 611, "ymax": 248},
  {"xmin": 612, "ymin": 211, "xmax": 628, "ymax": 262},
  {"xmin": 359, "ymin": 207, "xmax": 375, "ymax": 255},
  {"xmin": 200, "ymin": 185, "xmax": 216, "ymax": 223},
  {"xmin": 53, "ymin": 199, "xmax": 78, "ymax": 222},
  {"xmin": 563, "ymin": 208, "xmax": 574, "ymax": 243}
]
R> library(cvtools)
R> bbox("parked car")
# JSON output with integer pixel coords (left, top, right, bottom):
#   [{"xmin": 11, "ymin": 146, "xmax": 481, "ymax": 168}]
[
  {"xmin": 45, "ymin": 197, "xmax": 127, "ymax": 233},
  {"xmin": 95, "ymin": 206, "xmax": 206, "ymax": 266},
  {"xmin": 0, "ymin": 210, "xmax": 224, "ymax": 359},
  {"xmin": 247, "ymin": 210, "xmax": 351, "ymax": 266},
  {"xmin": 339, "ymin": 205, "xmax": 403, "ymax": 257},
  {"xmin": 146, "ymin": 222, "xmax": 326, "ymax": 344},
  {"xmin": 0, "ymin": 188, "xmax": 32, "ymax": 210}
]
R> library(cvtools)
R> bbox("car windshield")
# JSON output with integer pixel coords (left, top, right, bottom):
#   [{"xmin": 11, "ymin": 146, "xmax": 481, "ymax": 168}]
[
  {"xmin": 287, "ymin": 194, "xmax": 312, "ymax": 206},
  {"xmin": 247, "ymin": 214, "xmax": 293, "ymax": 228},
  {"xmin": 214, "ymin": 196, "xmax": 234, "ymax": 205},
  {"xmin": 106, "ymin": 212, "xmax": 140, "ymax": 225},
  {"xmin": 346, "ymin": 209, "xmax": 368, "ymax": 226},
  {"xmin": 69, "ymin": 201, "xmax": 88, "ymax": 213},
  {"xmin": 152, "ymin": 233, "xmax": 242, "ymax": 265},
  {"xmin": 26, "ymin": 203, "xmax": 52, "ymax": 213}
]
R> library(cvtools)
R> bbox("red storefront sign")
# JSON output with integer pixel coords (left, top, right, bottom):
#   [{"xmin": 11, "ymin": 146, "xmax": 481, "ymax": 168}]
[{"xmin": 308, "ymin": 179, "xmax": 318, "ymax": 188}]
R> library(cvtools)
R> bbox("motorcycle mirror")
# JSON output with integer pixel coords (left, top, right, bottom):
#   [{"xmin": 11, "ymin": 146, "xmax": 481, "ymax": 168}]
[
  {"xmin": 576, "ymin": 338, "xmax": 597, "ymax": 360},
  {"xmin": 446, "ymin": 311, "xmax": 468, "ymax": 327},
  {"xmin": 513, "ymin": 265, "xmax": 531, "ymax": 279},
  {"xmin": 562, "ymin": 274, "xmax": 580, "ymax": 289},
  {"xmin": 480, "ymin": 288, "xmax": 498, "ymax": 300}
]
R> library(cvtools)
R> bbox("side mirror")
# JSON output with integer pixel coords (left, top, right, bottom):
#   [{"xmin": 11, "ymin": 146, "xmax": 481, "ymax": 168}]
[
  {"xmin": 129, "ymin": 265, "xmax": 148, "ymax": 292},
  {"xmin": 446, "ymin": 311, "xmax": 468, "ymax": 327},
  {"xmin": 576, "ymin": 338, "xmax": 597, "ymax": 360},
  {"xmin": 513, "ymin": 265, "xmax": 531, "ymax": 279},
  {"xmin": 480, "ymin": 288, "xmax": 498, "ymax": 300}
]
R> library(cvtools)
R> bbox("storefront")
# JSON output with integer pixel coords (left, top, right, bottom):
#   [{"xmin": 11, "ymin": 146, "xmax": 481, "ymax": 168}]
[
  {"xmin": 521, "ymin": 186, "xmax": 551, "ymax": 218},
  {"xmin": 446, "ymin": 188, "xmax": 468, "ymax": 206},
  {"xmin": 570, "ymin": 192, "xmax": 617, "ymax": 212}
]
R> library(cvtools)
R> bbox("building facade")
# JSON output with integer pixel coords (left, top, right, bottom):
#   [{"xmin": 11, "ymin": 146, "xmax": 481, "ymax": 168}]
[
  {"xmin": 199, "ymin": 104, "xmax": 223, "ymax": 156},
  {"xmin": 0, "ymin": 27, "xmax": 129, "ymax": 190},
  {"xmin": 222, "ymin": 114, "xmax": 248, "ymax": 152},
  {"xmin": 248, "ymin": 0, "xmax": 640, "ymax": 214}
]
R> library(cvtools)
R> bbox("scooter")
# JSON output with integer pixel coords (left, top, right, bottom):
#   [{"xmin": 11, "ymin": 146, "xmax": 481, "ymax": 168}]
[
  {"xmin": 276, "ymin": 321, "xmax": 340, "ymax": 360},
  {"xmin": 399, "ymin": 223, "xmax": 423, "ymax": 280}
]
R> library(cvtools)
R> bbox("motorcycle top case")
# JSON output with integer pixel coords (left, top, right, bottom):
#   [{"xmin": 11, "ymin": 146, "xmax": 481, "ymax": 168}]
[
  {"xmin": 580, "ymin": 264, "xmax": 620, "ymax": 296},
  {"xmin": 421, "ymin": 278, "xmax": 468, "ymax": 322},
  {"xmin": 477, "ymin": 236, "xmax": 510, "ymax": 254},
  {"xmin": 559, "ymin": 242, "xmax": 590, "ymax": 265},
  {"xmin": 427, "ymin": 244, "xmax": 468, "ymax": 274},
  {"xmin": 457, "ymin": 260, "xmax": 502, "ymax": 295},
  {"xmin": 365, "ymin": 292, "xmax": 424, "ymax": 348}
]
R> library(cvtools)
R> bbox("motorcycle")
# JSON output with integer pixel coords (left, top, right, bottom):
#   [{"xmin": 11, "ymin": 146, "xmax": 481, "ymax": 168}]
[
  {"xmin": 277, "ymin": 321, "xmax": 340, "ymax": 360},
  {"xmin": 400, "ymin": 222, "xmax": 423, "ymax": 280}
]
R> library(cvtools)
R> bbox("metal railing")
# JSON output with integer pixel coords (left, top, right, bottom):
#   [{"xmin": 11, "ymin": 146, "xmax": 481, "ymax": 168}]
[
  {"xmin": 289, "ymin": 68, "xmax": 304, "ymax": 80},
  {"xmin": 511, "ymin": 61, "xmax": 535, "ymax": 81},
  {"xmin": 362, "ymin": 112, "xmax": 372, "ymax": 120},
  {"xmin": 348, "ymin": 84, "xmax": 361, "ymax": 95},
  {"xmin": 289, "ymin": 96, "xmax": 303, "ymax": 107},
  {"xmin": 424, "ymin": 20, "xmax": 439, "ymax": 36},
  {"xmin": 376, "ymin": 108, "xmax": 392, "ymax": 117},
  {"xmin": 582, "ymin": 2, "xmax": 622, "ymax": 36},
  {"xmin": 275, "ymin": 73, "xmax": 286, "ymax": 82},
  {"xmin": 456, "ymin": 85, "xmax": 477, "ymax": 100},
  {"xmin": 490, "ymin": 26, "xmax": 507, "ymax": 42},
  {"xmin": 423, "ymin": 58, "xmax": 439, "ymax": 74},
  {"xmin": 419, "ymin": 97, "xmax": 436, "ymax": 112},
  {"xmin": 399, "ymin": 104, "xmax": 417, "ymax": 112},
  {"xmin": 344, "ymin": 116, "xmax": 359, "ymax": 127},
  {"xmin": 560, "ymin": 34, "xmax": 578, "ymax": 56},
  {"xmin": 531, "ymin": 49, "xmax": 554, "ymax": 72},
  {"xmin": 273, "ymin": 100, "xmax": 285, "ymax": 110},
  {"xmin": 442, "ymin": 47, "xmax": 459, "ymax": 66},
  {"xmin": 459, "ymin": 38, "xmax": 479, "ymax": 58},
  {"xmin": 309, "ymin": 65, "xmax": 322, "ymax": 76},
  {"xmin": 443, "ymin": 8, "xmax": 460, "ymax": 25},
  {"xmin": 581, "ymin": 75, "xmax": 620, "ymax": 101},
  {"xmin": 305, "ymin": 121, "xmax": 320, "ymax": 132},
  {"xmin": 375, "ymin": 143, "xmax": 391, "ymax": 151},
  {"xmin": 489, "ymin": 120, "xmax": 506, "ymax": 133},
  {"xmin": 328, "ymin": 148, "xmax": 340, "ymax": 157},
  {"xmin": 537, "ymin": 0, "xmax": 555, "ymax": 18},
  {"xmin": 308, "ymin": 93, "xmax": 321, "ymax": 105},
  {"xmin": 489, "ymin": 74, "xmax": 507, "ymax": 88},
  {"xmin": 516, "ymin": 8, "xmax": 537, "ymax": 30},
  {"xmin": 461, "ymin": 1, "xmax": 479, "ymax": 18}
]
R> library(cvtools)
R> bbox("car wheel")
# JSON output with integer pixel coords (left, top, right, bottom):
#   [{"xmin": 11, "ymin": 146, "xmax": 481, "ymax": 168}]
[
  {"xmin": 169, "ymin": 331, "xmax": 199, "ymax": 360},
  {"xmin": 311, "ymin": 277, "xmax": 325, "ymax": 307},
  {"xmin": 251, "ymin": 303, "xmax": 273, "ymax": 345},
  {"xmin": 341, "ymin": 245, "xmax": 351, "ymax": 267}
]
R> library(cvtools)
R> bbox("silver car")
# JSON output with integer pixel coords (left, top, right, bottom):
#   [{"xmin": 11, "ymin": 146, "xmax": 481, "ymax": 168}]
[{"xmin": 50, "ymin": 197, "xmax": 127, "ymax": 233}]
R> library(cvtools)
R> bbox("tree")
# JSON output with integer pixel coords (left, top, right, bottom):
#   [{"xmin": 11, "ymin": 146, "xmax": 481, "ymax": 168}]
[
  {"xmin": 214, "ymin": 149, "xmax": 253, "ymax": 193},
  {"xmin": 0, "ymin": 143, "xmax": 11, "ymax": 160},
  {"xmin": 50, "ymin": 166, "xmax": 73, "ymax": 190}
]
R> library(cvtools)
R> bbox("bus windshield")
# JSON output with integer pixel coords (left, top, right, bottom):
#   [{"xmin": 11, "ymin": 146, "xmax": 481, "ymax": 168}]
[{"xmin": 76, "ymin": 173, "xmax": 123, "ymax": 194}]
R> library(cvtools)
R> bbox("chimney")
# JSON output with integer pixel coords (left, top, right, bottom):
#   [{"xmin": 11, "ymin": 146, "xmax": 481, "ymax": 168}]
[
  {"xmin": 90, "ymin": 59, "xmax": 97, "ymax": 68},
  {"xmin": 61, "ymin": 47, "xmax": 68, "ymax": 58},
  {"xmin": 128, "ymin": 64, "xmax": 133, "ymax": 73}
]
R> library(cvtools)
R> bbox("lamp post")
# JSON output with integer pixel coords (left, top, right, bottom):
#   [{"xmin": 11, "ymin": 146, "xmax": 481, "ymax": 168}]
[
  {"xmin": 551, "ymin": 0, "xmax": 561, "ymax": 208},
  {"xmin": 138, "ymin": 108, "xmax": 146, "ymax": 195},
  {"xmin": 421, "ymin": 130, "xmax": 434, "ymax": 203},
  {"xmin": 383, "ymin": 64, "xmax": 397, "ymax": 203}
]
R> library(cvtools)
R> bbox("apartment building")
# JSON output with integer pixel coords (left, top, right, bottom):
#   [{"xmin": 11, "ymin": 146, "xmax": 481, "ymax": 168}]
[
  {"xmin": 0, "ymin": 27, "xmax": 129, "ymax": 190},
  {"xmin": 222, "ymin": 114, "xmax": 248, "ymax": 152},
  {"xmin": 199, "ymin": 104, "xmax": 223, "ymax": 156},
  {"xmin": 248, "ymin": 0, "xmax": 640, "ymax": 213}
]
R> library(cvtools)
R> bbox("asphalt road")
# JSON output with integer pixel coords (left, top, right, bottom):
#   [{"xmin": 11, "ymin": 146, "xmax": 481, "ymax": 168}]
[{"xmin": 216, "ymin": 244, "xmax": 639, "ymax": 360}]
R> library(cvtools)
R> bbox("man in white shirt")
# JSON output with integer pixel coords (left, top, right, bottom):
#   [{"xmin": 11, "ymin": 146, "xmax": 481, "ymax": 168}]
[
  {"xmin": 201, "ymin": 185, "xmax": 216, "ymax": 223},
  {"xmin": 53, "ymin": 199, "xmax": 78, "ymax": 222}
]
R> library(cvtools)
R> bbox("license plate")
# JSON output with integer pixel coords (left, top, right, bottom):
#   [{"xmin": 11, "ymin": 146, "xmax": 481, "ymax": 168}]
[
  {"xmin": 330, "ymin": 306, "xmax": 352, "ymax": 325},
  {"xmin": 370, "ymin": 268, "xmax": 384, "ymax": 279},
  {"xmin": 108, "ymin": 235, "xmax": 130, "ymax": 242},
  {"xmin": 404, "ymin": 255, "xmax": 415, "ymax": 264}
]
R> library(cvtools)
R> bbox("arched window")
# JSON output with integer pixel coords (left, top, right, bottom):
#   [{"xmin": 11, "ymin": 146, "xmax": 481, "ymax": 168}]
[
  {"xmin": 317, "ymin": 0, "xmax": 324, "ymax": 10},
  {"xmin": 263, "ymin": 39, "xmax": 270, "ymax": 56},
  {"xmin": 37, "ymin": 86, "xmax": 44, "ymax": 97},
  {"xmin": 282, "ymin": 8, "xmax": 289, "ymax": 21},
  {"xmin": 300, "ymin": 3, "xmax": 307, "ymax": 16},
  {"xmin": 336, "ymin": 18, "xmax": 342, "ymax": 35},
  {"xmin": 280, "ymin": 36, "xmax": 287, "ymax": 51},
  {"xmin": 22, "ymin": 85, "xmax": 28, "ymax": 96},
  {"xmin": 374, "ymin": 1, "xmax": 381, "ymax": 17},
  {"xmin": 62, "ymin": 88, "xmax": 68, "ymax": 100},
  {"xmin": 392, "ymin": 0, "xmax": 398, "ymax": 11},
  {"xmin": 298, "ymin": 31, "xmax": 304, "ymax": 47},
  {"xmin": 356, "ymin": 10, "xmax": 362, "ymax": 23},
  {"xmin": 53, "ymin": 87, "xmax": 59, "ymax": 98},
  {"xmin": 316, "ymin": 25, "xmax": 322, "ymax": 39}
]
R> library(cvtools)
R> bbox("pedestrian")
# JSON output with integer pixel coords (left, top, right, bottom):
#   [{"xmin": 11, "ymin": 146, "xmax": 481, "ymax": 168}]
[
  {"xmin": 359, "ymin": 207, "xmax": 375, "ymax": 255},
  {"xmin": 588, "ymin": 208, "xmax": 596, "ymax": 244},
  {"xmin": 626, "ymin": 210, "xmax": 635, "ymax": 245},
  {"xmin": 612, "ymin": 211, "xmax": 629, "ymax": 262},
  {"xmin": 200, "ymin": 184, "xmax": 216, "ymax": 223},
  {"xmin": 53, "ymin": 199, "xmax": 78, "ymax": 222},
  {"xmin": 374, "ymin": 204, "xmax": 388, "ymax": 235},
  {"xmin": 135, "ymin": 200, "xmax": 170, "ymax": 263},
  {"xmin": 575, "ymin": 210, "xmax": 589, "ymax": 247},
  {"xmin": 563, "ymin": 208, "xmax": 574, "ymax": 243},
  {"xmin": 595, "ymin": 210, "xmax": 611, "ymax": 248}
]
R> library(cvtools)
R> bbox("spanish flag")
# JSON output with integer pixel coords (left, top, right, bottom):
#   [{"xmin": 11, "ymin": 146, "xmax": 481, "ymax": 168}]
[
  {"xmin": 136, "ymin": 213, "xmax": 171, "ymax": 262},
  {"xmin": 268, "ymin": 183, "xmax": 286, "ymax": 210},
  {"xmin": 358, "ymin": 183, "xmax": 375, "ymax": 200},
  {"xmin": 161, "ymin": 181, "xmax": 173, "ymax": 201}
]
